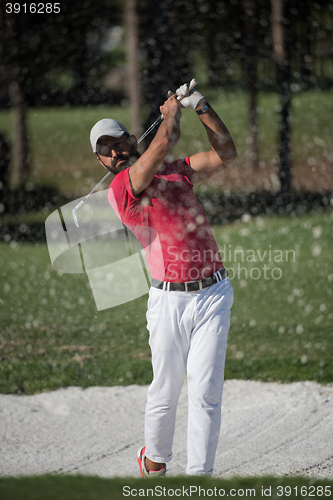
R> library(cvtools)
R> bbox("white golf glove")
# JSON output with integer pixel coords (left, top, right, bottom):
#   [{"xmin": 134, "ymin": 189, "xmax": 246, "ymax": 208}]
[
  {"xmin": 176, "ymin": 83, "xmax": 204, "ymax": 109},
  {"xmin": 175, "ymin": 83, "xmax": 205, "ymax": 110}
]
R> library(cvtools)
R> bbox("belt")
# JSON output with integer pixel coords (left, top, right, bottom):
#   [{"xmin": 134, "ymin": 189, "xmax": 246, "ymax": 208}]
[{"xmin": 151, "ymin": 268, "xmax": 228, "ymax": 293}]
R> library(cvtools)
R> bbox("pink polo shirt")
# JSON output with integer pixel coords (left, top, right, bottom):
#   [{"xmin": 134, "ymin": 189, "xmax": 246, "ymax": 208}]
[{"xmin": 108, "ymin": 158, "xmax": 223, "ymax": 282}]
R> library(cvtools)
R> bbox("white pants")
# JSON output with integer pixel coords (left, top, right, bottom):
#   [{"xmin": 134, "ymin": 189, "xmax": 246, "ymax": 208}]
[{"xmin": 145, "ymin": 277, "xmax": 233, "ymax": 476}]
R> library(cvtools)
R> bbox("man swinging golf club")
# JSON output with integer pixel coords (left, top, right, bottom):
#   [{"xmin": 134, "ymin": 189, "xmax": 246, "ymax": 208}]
[{"xmin": 90, "ymin": 82, "xmax": 237, "ymax": 477}]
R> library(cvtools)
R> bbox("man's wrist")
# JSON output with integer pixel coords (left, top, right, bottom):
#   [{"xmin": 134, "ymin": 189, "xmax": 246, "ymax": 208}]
[
  {"xmin": 195, "ymin": 102, "xmax": 211, "ymax": 115},
  {"xmin": 194, "ymin": 98, "xmax": 208, "ymax": 112}
]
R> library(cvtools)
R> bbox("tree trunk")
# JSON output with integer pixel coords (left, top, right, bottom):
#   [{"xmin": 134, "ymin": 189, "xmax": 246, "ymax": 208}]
[
  {"xmin": 1, "ymin": 6, "xmax": 31, "ymax": 189},
  {"xmin": 0, "ymin": 133, "xmax": 10, "ymax": 193},
  {"xmin": 9, "ymin": 78, "xmax": 31, "ymax": 188},
  {"xmin": 125, "ymin": 0, "xmax": 143, "ymax": 142},
  {"xmin": 244, "ymin": 0, "xmax": 259, "ymax": 168},
  {"xmin": 271, "ymin": 0, "xmax": 292, "ymax": 195}
]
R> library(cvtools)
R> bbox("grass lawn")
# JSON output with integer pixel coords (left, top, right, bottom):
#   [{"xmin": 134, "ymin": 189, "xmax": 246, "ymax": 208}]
[
  {"xmin": 0, "ymin": 210, "xmax": 332, "ymax": 394},
  {"xmin": 0, "ymin": 89, "xmax": 332, "ymax": 196},
  {"xmin": 0, "ymin": 475, "xmax": 332, "ymax": 500}
]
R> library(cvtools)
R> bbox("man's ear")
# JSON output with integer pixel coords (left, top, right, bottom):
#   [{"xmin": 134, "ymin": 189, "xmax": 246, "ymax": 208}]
[{"xmin": 129, "ymin": 135, "xmax": 138, "ymax": 149}]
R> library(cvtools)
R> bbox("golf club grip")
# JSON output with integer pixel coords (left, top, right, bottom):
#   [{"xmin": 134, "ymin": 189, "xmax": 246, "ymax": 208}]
[
  {"xmin": 178, "ymin": 78, "xmax": 198, "ymax": 101},
  {"xmin": 163, "ymin": 78, "xmax": 198, "ymax": 119},
  {"xmin": 168, "ymin": 79, "xmax": 198, "ymax": 100}
]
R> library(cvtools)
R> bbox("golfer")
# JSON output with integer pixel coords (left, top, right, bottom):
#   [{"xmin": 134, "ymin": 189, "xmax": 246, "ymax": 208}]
[{"xmin": 90, "ymin": 83, "xmax": 237, "ymax": 477}]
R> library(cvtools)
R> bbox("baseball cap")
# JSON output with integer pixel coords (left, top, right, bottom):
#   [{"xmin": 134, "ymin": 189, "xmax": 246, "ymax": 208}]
[{"xmin": 90, "ymin": 119, "xmax": 129, "ymax": 153}]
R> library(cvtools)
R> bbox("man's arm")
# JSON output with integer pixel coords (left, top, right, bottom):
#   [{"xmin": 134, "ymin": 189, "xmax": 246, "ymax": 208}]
[
  {"xmin": 129, "ymin": 96, "xmax": 181, "ymax": 195},
  {"xmin": 189, "ymin": 99, "xmax": 238, "ymax": 183},
  {"xmin": 176, "ymin": 84, "xmax": 237, "ymax": 184}
]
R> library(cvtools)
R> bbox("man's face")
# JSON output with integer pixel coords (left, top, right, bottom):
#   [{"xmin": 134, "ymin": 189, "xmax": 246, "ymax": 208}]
[{"xmin": 96, "ymin": 134, "xmax": 140, "ymax": 174}]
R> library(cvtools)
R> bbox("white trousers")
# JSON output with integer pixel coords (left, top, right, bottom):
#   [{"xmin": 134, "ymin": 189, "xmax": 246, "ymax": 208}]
[{"xmin": 145, "ymin": 277, "xmax": 233, "ymax": 476}]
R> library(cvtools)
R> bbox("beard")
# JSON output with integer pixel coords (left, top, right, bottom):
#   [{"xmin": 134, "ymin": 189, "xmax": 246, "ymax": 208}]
[{"xmin": 107, "ymin": 144, "xmax": 141, "ymax": 175}]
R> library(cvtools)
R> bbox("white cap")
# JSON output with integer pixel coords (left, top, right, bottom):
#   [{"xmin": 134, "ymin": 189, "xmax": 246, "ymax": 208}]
[{"xmin": 90, "ymin": 119, "xmax": 129, "ymax": 152}]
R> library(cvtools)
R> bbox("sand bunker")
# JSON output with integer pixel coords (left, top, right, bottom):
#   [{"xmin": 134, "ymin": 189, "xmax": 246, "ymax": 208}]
[{"xmin": 0, "ymin": 380, "xmax": 332, "ymax": 479}]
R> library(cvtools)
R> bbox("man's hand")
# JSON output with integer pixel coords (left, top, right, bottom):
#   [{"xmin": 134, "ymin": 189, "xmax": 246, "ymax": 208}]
[
  {"xmin": 160, "ymin": 94, "xmax": 182, "ymax": 120},
  {"xmin": 175, "ymin": 83, "xmax": 205, "ymax": 111}
]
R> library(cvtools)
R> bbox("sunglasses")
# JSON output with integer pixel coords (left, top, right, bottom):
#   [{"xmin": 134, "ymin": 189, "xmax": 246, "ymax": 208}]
[
  {"xmin": 96, "ymin": 144, "xmax": 115, "ymax": 157},
  {"xmin": 96, "ymin": 133, "xmax": 130, "ymax": 158}
]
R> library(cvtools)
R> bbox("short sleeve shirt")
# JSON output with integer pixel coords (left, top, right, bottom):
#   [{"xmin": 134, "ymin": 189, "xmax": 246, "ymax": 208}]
[{"xmin": 108, "ymin": 158, "xmax": 223, "ymax": 282}]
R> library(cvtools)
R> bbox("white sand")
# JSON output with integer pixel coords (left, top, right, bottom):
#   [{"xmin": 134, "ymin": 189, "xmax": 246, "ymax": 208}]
[{"xmin": 0, "ymin": 380, "xmax": 332, "ymax": 479}]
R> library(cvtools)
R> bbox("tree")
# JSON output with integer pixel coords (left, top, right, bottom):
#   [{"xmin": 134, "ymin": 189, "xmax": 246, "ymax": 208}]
[
  {"xmin": 0, "ymin": 133, "xmax": 10, "ymax": 193},
  {"xmin": 271, "ymin": 0, "xmax": 292, "ymax": 195},
  {"xmin": 0, "ymin": 6, "xmax": 31, "ymax": 187},
  {"xmin": 243, "ymin": 0, "xmax": 259, "ymax": 168},
  {"xmin": 8, "ymin": 79, "xmax": 31, "ymax": 187},
  {"xmin": 125, "ymin": 0, "xmax": 143, "ymax": 141}
]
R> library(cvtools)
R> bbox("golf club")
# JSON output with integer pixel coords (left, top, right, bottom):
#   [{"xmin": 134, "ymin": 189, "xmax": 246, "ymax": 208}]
[{"xmin": 72, "ymin": 78, "xmax": 198, "ymax": 227}]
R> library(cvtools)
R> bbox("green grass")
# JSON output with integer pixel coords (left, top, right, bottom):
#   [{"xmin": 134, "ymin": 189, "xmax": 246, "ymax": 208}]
[
  {"xmin": 0, "ymin": 211, "xmax": 332, "ymax": 394},
  {"xmin": 0, "ymin": 475, "xmax": 332, "ymax": 500},
  {"xmin": 0, "ymin": 89, "xmax": 332, "ymax": 196},
  {"xmin": 216, "ymin": 211, "xmax": 333, "ymax": 382}
]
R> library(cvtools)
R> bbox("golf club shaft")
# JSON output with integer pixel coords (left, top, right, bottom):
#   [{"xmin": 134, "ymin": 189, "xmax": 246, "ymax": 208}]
[{"xmin": 136, "ymin": 116, "xmax": 163, "ymax": 143}]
